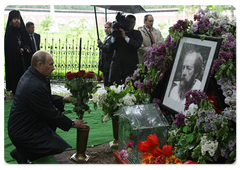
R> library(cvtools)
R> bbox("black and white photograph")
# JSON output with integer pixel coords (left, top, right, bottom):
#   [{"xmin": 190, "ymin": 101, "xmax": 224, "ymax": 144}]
[{"xmin": 162, "ymin": 35, "xmax": 222, "ymax": 114}]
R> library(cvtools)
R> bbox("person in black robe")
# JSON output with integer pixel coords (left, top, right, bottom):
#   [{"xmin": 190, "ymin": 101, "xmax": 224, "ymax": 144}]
[
  {"xmin": 109, "ymin": 14, "xmax": 143, "ymax": 85},
  {"xmin": 4, "ymin": 10, "xmax": 33, "ymax": 95},
  {"xmin": 8, "ymin": 50, "xmax": 87, "ymax": 164}
]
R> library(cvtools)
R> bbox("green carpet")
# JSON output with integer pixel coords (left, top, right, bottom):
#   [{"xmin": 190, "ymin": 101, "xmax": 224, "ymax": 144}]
[{"xmin": 4, "ymin": 101, "xmax": 113, "ymax": 164}]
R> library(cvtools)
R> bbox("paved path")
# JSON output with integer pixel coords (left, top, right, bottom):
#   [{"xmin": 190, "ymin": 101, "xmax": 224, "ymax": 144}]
[{"xmin": 50, "ymin": 82, "xmax": 104, "ymax": 96}]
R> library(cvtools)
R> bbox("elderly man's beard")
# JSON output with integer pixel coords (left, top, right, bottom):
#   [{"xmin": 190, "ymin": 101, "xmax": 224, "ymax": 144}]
[
  {"xmin": 11, "ymin": 21, "xmax": 20, "ymax": 28},
  {"xmin": 178, "ymin": 75, "xmax": 195, "ymax": 100}
]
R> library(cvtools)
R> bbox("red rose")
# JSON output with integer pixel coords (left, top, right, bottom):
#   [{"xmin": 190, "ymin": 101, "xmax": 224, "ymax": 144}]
[
  {"xmin": 147, "ymin": 134, "xmax": 159, "ymax": 148},
  {"xmin": 162, "ymin": 145, "xmax": 172, "ymax": 157},
  {"xmin": 85, "ymin": 71, "xmax": 95, "ymax": 78},
  {"xmin": 97, "ymin": 75, "xmax": 103, "ymax": 81},
  {"xmin": 138, "ymin": 140, "xmax": 151, "ymax": 153},
  {"xmin": 150, "ymin": 147, "xmax": 162, "ymax": 157},
  {"xmin": 73, "ymin": 72, "xmax": 79, "ymax": 78},
  {"xmin": 66, "ymin": 71, "xmax": 73, "ymax": 80},
  {"xmin": 184, "ymin": 160, "xmax": 198, "ymax": 164},
  {"xmin": 78, "ymin": 70, "xmax": 86, "ymax": 77}
]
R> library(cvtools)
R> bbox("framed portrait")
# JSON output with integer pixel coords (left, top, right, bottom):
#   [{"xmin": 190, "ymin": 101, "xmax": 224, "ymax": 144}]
[{"xmin": 162, "ymin": 34, "xmax": 222, "ymax": 114}]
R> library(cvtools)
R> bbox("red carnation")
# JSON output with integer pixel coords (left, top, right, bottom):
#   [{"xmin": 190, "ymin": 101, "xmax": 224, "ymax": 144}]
[
  {"xmin": 66, "ymin": 71, "xmax": 73, "ymax": 80},
  {"xmin": 85, "ymin": 71, "xmax": 95, "ymax": 78},
  {"xmin": 97, "ymin": 75, "xmax": 103, "ymax": 81}
]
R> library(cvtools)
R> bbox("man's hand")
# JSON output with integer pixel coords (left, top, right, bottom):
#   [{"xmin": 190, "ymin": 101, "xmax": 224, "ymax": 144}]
[
  {"xmin": 97, "ymin": 39, "xmax": 101, "ymax": 44},
  {"xmin": 73, "ymin": 119, "xmax": 87, "ymax": 129},
  {"xmin": 63, "ymin": 94, "xmax": 72, "ymax": 104},
  {"xmin": 119, "ymin": 28, "xmax": 126, "ymax": 39}
]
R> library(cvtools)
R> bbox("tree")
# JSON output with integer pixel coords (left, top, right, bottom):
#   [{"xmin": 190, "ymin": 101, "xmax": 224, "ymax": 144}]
[{"xmin": 39, "ymin": 15, "xmax": 54, "ymax": 32}]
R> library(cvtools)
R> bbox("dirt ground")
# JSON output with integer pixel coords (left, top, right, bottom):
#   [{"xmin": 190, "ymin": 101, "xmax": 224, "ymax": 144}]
[{"xmin": 53, "ymin": 142, "xmax": 117, "ymax": 164}]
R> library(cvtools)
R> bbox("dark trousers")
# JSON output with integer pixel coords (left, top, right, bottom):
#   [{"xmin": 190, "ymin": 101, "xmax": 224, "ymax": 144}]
[{"xmin": 103, "ymin": 72, "xmax": 109, "ymax": 87}]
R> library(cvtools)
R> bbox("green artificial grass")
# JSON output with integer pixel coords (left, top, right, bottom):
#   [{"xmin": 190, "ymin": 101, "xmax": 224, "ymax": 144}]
[{"xmin": 4, "ymin": 101, "xmax": 113, "ymax": 164}]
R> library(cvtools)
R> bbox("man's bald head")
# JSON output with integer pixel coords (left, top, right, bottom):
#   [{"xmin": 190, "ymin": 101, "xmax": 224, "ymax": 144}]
[
  {"xmin": 31, "ymin": 50, "xmax": 52, "ymax": 68},
  {"xmin": 31, "ymin": 50, "xmax": 55, "ymax": 77}
]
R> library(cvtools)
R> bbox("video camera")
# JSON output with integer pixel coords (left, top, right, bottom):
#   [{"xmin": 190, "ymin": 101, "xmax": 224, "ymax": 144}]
[{"xmin": 112, "ymin": 12, "xmax": 130, "ymax": 37}]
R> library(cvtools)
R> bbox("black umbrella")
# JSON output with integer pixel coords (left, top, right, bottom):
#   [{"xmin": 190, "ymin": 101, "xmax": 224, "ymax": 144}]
[
  {"xmin": 94, "ymin": 5, "xmax": 147, "ymax": 14},
  {"xmin": 93, "ymin": 5, "xmax": 147, "ymax": 39}
]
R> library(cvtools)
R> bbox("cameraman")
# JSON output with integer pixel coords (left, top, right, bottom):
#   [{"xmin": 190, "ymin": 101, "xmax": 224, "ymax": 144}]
[{"xmin": 109, "ymin": 14, "xmax": 143, "ymax": 85}]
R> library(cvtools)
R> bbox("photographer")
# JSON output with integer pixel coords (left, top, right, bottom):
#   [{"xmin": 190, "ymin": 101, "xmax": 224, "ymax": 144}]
[{"xmin": 109, "ymin": 14, "xmax": 143, "ymax": 85}]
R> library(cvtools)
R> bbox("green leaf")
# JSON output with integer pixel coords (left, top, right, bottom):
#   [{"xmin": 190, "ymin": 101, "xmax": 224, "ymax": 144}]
[
  {"xmin": 204, "ymin": 155, "xmax": 213, "ymax": 162},
  {"xmin": 186, "ymin": 133, "xmax": 194, "ymax": 143},
  {"xmin": 183, "ymin": 125, "xmax": 188, "ymax": 133}
]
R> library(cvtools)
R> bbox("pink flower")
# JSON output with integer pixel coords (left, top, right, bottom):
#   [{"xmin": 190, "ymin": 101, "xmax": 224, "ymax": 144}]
[
  {"xmin": 126, "ymin": 141, "xmax": 134, "ymax": 149},
  {"xmin": 119, "ymin": 150, "xmax": 128, "ymax": 161}
]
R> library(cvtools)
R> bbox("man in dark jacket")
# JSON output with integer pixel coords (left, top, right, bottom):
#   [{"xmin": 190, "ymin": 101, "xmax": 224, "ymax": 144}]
[
  {"xmin": 4, "ymin": 10, "xmax": 33, "ymax": 95},
  {"xmin": 8, "ymin": 50, "xmax": 87, "ymax": 164},
  {"xmin": 26, "ymin": 21, "xmax": 41, "ymax": 53},
  {"xmin": 97, "ymin": 22, "xmax": 114, "ymax": 87},
  {"xmin": 109, "ymin": 14, "xmax": 143, "ymax": 85}
]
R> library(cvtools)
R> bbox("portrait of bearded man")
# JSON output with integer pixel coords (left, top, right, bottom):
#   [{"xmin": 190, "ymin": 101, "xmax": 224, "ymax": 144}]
[{"xmin": 169, "ymin": 50, "xmax": 204, "ymax": 103}]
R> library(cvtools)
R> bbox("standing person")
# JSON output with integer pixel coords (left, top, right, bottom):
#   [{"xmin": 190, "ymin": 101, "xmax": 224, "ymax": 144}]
[
  {"xmin": 97, "ymin": 22, "xmax": 114, "ymax": 87},
  {"xmin": 4, "ymin": 10, "xmax": 33, "ymax": 95},
  {"xmin": 169, "ymin": 50, "xmax": 203, "ymax": 103},
  {"xmin": 26, "ymin": 21, "xmax": 41, "ymax": 53},
  {"xmin": 8, "ymin": 51, "xmax": 87, "ymax": 164},
  {"xmin": 109, "ymin": 14, "xmax": 143, "ymax": 85},
  {"xmin": 138, "ymin": 14, "xmax": 164, "ymax": 64}
]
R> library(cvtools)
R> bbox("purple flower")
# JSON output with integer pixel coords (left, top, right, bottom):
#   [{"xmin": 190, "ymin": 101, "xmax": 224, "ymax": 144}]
[
  {"xmin": 173, "ymin": 112, "xmax": 186, "ymax": 128},
  {"xmin": 133, "ymin": 69, "xmax": 138, "ymax": 80},
  {"xmin": 119, "ymin": 150, "xmax": 128, "ymax": 161},
  {"xmin": 125, "ymin": 76, "xmax": 132, "ymax": 86},
  {"xmin": 192, "ymin": 23, "xmax": 198, "ymax": 32},
  {"xmin": 126, "ymin": 141, "xmax": 134, "ymax": 149},
  {"xmin": 185, "ymin": 90, "xmax": 208, "ymax": 110},
  {"xmin": 211, "ymin": 58, "xmax": 225, "ymax": 75},
  {"xmin": 152, "ymin": 98, "xmax": 161, "ymax": 105}
]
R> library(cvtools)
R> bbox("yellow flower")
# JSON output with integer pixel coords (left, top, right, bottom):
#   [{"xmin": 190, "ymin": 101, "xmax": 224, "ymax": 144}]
[
  {"xmin": 166, "ymin": 156, "xmax": 182, "ymax": 164},
  {"xmin": 141, "ymin": 153, "xmax": 154, "ymax": 164}
]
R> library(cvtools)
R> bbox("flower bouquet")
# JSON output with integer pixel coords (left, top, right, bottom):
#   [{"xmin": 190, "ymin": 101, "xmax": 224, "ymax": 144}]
[
  {"xmin": 93, "ymin": 83, "xmax": 149, "ymax": 122},
  {"xmin": 65, "ymin": 70, "xmax": 99, "ymax": 119},
  {"xmin": 137, "ymin": 134, "xmax": 197, "ymax": 164},
  {"xmin": 168, "ymin": 90, "xmax": 236, "ymax": 163}
]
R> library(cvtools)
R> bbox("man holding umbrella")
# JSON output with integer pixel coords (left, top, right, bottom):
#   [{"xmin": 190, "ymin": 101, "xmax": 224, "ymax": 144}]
[{"xmin": 109, "ymin": 14, "xmax": 143, "ymax": 85}]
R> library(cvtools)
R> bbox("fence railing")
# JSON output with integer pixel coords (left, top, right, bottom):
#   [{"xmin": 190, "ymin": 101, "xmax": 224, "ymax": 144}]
[{"xmin": 40, "ymin": 37, "xmax": 99, "ymax": 80}]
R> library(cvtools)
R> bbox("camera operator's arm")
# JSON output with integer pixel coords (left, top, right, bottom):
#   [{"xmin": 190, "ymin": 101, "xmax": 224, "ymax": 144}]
[
  {"xmin": 119, "ymin": 28, "xmax": 130, "ymax": 43},
  {"xmin": 127, "ymin": 30, "xmax": 143, "ymax": 50}
]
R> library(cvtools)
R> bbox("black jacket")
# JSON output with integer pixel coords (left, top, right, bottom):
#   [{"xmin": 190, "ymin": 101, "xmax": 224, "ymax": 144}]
[
  {"xmin": 98, "ymin": 34, "xmax": 114, "ymax": 73},
  {"xmin": 109, "ymin": 30, "xmax": 143, "ymax": 85},
  {"xmin": 8, "ymin": 66, "xmax": 72, "ymax": 161}
]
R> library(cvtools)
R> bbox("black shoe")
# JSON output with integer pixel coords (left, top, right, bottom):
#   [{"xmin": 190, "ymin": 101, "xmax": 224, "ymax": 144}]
[{"xmin": 10, "ymin": 148, "xmax": 28, "ymax": 164}]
